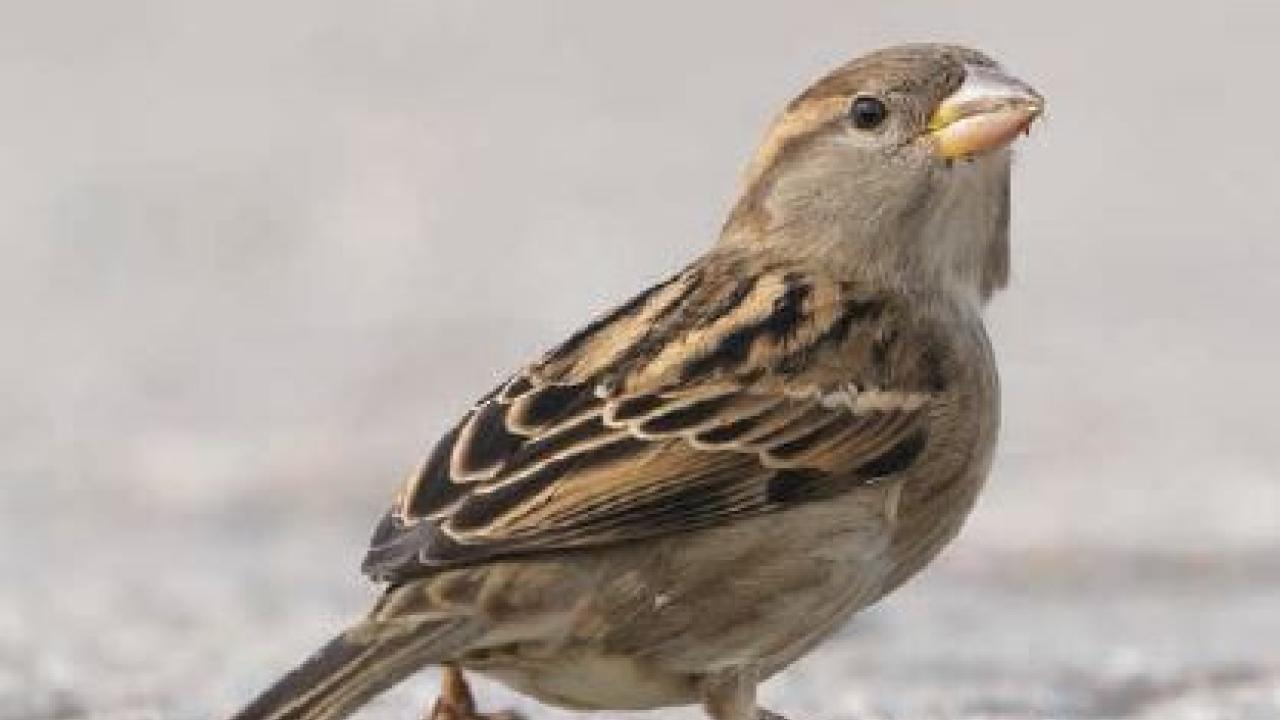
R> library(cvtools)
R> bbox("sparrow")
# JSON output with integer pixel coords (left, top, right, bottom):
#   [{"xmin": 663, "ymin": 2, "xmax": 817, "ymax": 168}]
[{"xmin": 230, "ymin": 43, "xmax": 1043, "ymax": 720}]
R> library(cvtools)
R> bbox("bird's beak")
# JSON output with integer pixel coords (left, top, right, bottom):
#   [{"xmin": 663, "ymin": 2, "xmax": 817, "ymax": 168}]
[{"xmin": 926, "ymin": 64, "xmax": 1043, "ymax": 160}]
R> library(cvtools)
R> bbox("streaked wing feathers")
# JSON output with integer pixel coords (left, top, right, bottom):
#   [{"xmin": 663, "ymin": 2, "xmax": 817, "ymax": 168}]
[{"xmin": 364, "ymin": 253, "xmax": 948, "ymax": 581}]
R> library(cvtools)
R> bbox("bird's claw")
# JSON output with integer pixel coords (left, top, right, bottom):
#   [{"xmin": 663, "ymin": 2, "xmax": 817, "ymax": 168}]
[{"xmin": 424, "ymin": 665, "xmax": 524, "ymax": 720}]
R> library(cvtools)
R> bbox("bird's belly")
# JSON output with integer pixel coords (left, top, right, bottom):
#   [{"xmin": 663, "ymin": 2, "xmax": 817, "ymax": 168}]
[
  {"xmin": 474, "ymin": 652, "xmax": 699, "ymax": 710},
  {"xmin": 667, "ymin": 488, "xmax": 901, "ymax": 679},
  {"xmin": 469, "ymin": 483, "xmax": 903, "ymax": 709}
]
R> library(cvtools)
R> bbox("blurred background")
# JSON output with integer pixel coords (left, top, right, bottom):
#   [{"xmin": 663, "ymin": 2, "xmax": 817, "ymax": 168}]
[{"xmin": 2, "ymin": 2, "xmax": 1278, "ymax": 719}]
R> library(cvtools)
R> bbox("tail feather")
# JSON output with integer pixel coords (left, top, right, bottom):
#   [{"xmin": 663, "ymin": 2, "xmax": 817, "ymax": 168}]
[{"xmin": 230, "ymin": 620, "xmax": 474, "ymax": 720}]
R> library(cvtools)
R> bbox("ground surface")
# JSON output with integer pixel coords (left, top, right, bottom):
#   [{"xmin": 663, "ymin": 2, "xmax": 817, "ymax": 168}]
[{"xmin": 3, "ymin": 514, "xmax": 1277, "ymax": 720}]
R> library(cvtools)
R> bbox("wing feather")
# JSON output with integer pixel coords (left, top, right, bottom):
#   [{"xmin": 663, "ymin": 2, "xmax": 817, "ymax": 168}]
[{"xmin": 364, "ymin": 254, "xmax": 953, "ymax": 581}]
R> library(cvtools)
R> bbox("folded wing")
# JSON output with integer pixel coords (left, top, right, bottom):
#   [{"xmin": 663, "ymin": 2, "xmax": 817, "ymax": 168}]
[{"xmin": 363, "ymin": 251, "xmax": 951, "ymax": 581}]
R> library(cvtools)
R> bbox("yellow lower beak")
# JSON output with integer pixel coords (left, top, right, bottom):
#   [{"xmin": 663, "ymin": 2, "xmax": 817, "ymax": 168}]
[{"xmin": 927, "ymin": 64, "xmax": 1043, "ymax": 160}]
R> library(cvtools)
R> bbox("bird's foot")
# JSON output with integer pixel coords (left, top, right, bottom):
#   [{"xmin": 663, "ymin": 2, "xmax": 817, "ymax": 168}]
[
  {"xmin": 425, "ymin": 665, "xmax": 524, "ymax": 720},
  {"xmin": 428, "ymin": 704, "xmax": 522, "ymax": 720}
]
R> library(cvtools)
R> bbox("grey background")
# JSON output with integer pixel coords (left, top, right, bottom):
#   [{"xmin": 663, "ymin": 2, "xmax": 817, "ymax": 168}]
[{"xmin": 2, "ymin": 2, "xmax": 1277, "ymax": 719}]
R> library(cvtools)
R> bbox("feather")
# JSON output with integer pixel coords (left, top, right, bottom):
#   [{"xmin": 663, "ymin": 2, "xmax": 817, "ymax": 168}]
[{"xmin": 363, "ymin": 253, "xmax": 947, "ymax": 582}]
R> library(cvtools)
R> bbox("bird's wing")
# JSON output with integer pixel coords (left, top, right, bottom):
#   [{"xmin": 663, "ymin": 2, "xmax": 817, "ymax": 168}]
[{"xmin": 363, "ymin": 252, "xmax": 953, "ymax": 581}]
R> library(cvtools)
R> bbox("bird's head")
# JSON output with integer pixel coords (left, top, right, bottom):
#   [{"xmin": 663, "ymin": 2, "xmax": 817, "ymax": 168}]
[{"xmin": 723, "ymin": 44, "xmax": 1043, "ymax": 305}]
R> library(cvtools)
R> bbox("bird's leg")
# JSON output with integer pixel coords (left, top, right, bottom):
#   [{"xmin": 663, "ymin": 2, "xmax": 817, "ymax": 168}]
[
  {"xmin": 425, "ymin": 664, "xmax": 523, "ymax": 720},
  {"xmin": 702, "ymin": 668, "xmax": 789, "ymax": 720}
]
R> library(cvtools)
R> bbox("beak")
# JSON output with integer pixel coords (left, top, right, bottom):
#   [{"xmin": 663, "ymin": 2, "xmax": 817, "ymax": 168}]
[{"xmin": 926, "ymin": 64, "xmax": 1044, "ymax": 160}]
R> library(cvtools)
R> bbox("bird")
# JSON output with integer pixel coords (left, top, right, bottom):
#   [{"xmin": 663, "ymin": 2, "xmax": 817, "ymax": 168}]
[{"xmin": 230, "ymin": 43, "xmax": 1043, "ymax": 720}]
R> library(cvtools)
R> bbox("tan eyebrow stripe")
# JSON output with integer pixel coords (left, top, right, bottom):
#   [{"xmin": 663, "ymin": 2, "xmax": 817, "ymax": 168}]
[{"xmin": 741, "ymin": 96, "xmax": 849, "ymax": 190}]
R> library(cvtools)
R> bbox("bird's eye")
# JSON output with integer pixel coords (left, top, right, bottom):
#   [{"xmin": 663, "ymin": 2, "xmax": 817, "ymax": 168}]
[{"xmin": 849, "ymin": 96, "xmax": 888, "ymax": 130}]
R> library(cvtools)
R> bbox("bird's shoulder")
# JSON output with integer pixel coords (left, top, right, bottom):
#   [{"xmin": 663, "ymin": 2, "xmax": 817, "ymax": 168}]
[{"xmin": 362, "ymin": 250, "xmax": 962, "ymax": 582}]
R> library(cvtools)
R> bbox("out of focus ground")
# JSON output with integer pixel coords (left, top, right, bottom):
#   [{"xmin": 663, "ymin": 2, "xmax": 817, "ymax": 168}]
[{"xmin": 3, "ymin": 512, "xmax": 1278, "ymax": 720}]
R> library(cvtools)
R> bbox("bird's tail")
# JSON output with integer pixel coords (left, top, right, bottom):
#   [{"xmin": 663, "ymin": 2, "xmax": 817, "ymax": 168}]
[{"xmin": 230, "ymin": 619, "xmax": 475, "ymax": 720}]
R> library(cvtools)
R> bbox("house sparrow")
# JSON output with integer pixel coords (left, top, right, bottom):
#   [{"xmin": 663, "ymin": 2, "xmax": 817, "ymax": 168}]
[{"xmin": 231, "ymin": 43, "xmax": 1042, "ymax": 720}]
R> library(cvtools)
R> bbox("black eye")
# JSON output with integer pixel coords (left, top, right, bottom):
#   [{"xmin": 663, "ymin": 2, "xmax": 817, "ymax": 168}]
[{"xmin": 849, "ymin": 96, "xmax": 888, "ymax": 130}]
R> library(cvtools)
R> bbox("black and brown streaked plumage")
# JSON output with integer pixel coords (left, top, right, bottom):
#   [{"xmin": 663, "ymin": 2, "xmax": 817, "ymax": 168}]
[{"xmin": 231, "ymin": 43, "xmax": 1043, "ymax": 720}]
